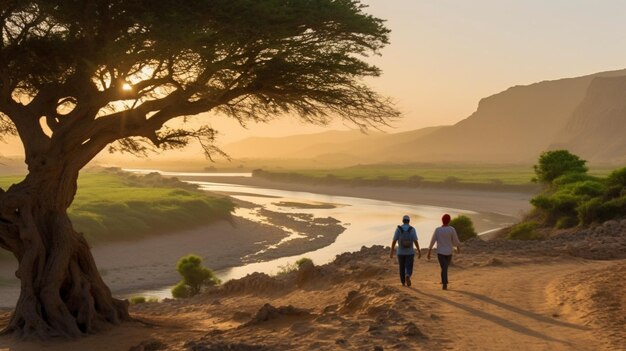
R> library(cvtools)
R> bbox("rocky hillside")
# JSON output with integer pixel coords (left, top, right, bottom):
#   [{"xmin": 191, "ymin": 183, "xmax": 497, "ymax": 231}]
[
  {"xmin": 225, "ymin": 69, "xmax": 626, "ymax": 165},
  {"xmin": 551, "ymin": 75, "xmax": 626, "ymax": 164}
]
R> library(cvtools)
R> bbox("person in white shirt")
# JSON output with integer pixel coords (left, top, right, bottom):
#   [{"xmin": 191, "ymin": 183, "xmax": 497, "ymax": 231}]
[{"xmin": 427, "ymin": 214, "xmax": 461, "ymax": 290}]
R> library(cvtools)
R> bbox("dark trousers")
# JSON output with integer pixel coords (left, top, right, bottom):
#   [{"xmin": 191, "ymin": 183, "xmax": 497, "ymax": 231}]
[
  {"xmin": 437, "ymin": 254, "xmax": 452, "ymax": 284},
  {"xmin": 397, "ymin": 254, "xmax": 415, "ymax": 284}
]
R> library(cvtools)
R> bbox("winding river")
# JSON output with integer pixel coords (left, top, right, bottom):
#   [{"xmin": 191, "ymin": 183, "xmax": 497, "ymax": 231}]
[{"xmin": 124, "ymin": 170, "xmax": 516, "ymax": 299}]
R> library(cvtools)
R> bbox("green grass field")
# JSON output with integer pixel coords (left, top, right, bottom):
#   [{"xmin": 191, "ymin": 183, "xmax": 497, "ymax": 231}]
[
  {"xmin": 256, "ymin": 164, "xmax": 614, "ymax": 186},
  {"xmin": 0, "ymin": 172, "xmax": 234, "ymax": 244}
]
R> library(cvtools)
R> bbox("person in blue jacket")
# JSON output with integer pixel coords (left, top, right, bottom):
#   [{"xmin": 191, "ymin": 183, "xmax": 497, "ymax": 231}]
[{"xmin": 389, "ymin": 215, "xmax": 421, "ymax": 286}]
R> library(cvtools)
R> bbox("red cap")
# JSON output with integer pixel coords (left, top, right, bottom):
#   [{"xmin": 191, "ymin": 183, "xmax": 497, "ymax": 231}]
[{"xmin": 442, "ymin": 214, "xmax": 451, "ymax": 226}]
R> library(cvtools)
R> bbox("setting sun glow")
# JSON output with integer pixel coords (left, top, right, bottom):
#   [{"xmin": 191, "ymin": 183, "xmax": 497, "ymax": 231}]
[{"xmin": 122, "ymin": 83, "xmax": 132, "ymax": 91}]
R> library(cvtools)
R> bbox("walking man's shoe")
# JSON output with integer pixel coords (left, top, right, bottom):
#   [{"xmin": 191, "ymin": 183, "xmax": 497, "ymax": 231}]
[
  {"xmin": 406, "ymin": 275, "xmax": 412, "ymax": 287},
  {"xmin": 442, "ymin": 284, "xmax": 447, "ymax": 290}
]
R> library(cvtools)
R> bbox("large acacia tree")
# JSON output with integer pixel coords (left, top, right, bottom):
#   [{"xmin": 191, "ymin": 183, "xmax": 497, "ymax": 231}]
[{"xmin": 0, "ymin": 0, "xmax": 398, "ymax": 339}]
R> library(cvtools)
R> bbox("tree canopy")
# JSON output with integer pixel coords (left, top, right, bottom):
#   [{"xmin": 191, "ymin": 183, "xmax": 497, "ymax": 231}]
[
  {"xmin": 533, "ymin": 150, "xmax": 588, "ymax": 184},
  {"xmin": 0, "ymin": 0, "xmax": 398, "ymax": 339},
  {"xmin": 0, "ymin": 0, "xmax": 398, "ymax": 166}
]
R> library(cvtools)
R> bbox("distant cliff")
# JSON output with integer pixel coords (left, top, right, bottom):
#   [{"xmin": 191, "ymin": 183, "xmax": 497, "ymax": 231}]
[
  {"xmin": 224, "ymin": 69, "xmax": 626, "ymax": 165},
  {"xmin": 551, "ymin": 75, "xmax": 626, "ymax": 164},
  {"xmin": 384, "ymin": 69, "xmax": 626, "ymax": 164}
]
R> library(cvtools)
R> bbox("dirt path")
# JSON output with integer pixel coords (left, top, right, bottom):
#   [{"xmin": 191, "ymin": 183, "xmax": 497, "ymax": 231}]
[
  {"xmin": 399, "ymin": 259, "xmax": 616, "ymax": 351},
  {"xmin": 0, "ymin": 254, "xmax": 622, "ymax": 350}
]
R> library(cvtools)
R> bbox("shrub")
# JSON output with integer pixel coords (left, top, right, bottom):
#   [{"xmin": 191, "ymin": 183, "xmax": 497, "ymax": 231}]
[
  {"xmin": 555, "ymin": 216, "xmax": 578, "ymax": 229},
  {"xmin": 172, "ymin": 281, "xmax": 192, "ymax": 298},
  {"xmin": 605, "ymin": 167, "xmax": 626, "ymax": 197},
  {"xmin": 275, "ymin": 258, "xmax": 314, "ymax": 276},
  {"xmin": 275, "ymin": 262, "xmax": 298, "ymax": 276},
  {"xmin": 576, "ymin": 198, "xmax": 603, "ymax": 225},
  {"xmin": 526, "ymin": 157, "xmax": 626, "ymax": 230},
  {"xmin": 533, "ymin": 150, "xmax": 587, "ymax": 184},
  {"xmin": 530, "ymin": 192, "xmax": 579, "ymax": 222},
  {"xmin": 295, "ymin": 257, "xmax": 313, "ymax": 268},
  {"xmin": 171, "ymin": 254, "xmax": 220, "ymax": 299},
  {"xmin": 449, "ymin": 215, "xmax": 477, "ymax": 241},
  {"xmin": 597, "ymin": 196, "xmax": 626, "ymax": 222},
  {"xmin": 552, "ymin": 172, "xmax": 599, "ymax": 187},
  {"xmin": 129, "ymin": 296, "xmax": 146, "ymax": 304},
  {"xmin": 507, "ymin": 222, "xmax": 541, "ymax": 240}
]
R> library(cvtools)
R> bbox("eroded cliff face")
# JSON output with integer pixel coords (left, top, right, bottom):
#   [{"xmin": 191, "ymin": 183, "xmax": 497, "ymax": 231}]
[
  {"xmin": 384, "ymin": 69, "xmax": 626, "ymax": 164},
  {"xmin": 219, "ymin": 69, "xmax": 626, "ymax": 165},
  {"xmin": 551, "ymin": 75, "xmax": 626, "ymax": 164}
]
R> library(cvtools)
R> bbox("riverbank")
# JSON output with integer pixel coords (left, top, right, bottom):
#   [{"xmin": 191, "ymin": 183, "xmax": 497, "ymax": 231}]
[
  {"xmin": 0, "ymin": 172, "xmax": 528, "ymax": 306},
  {"xmin": 0, "ymin": 210, "xmax": 346, "ymax": 308},
  {"xmin": 180, "ymin": 175, "xmax": 534, "ymax": 218}
]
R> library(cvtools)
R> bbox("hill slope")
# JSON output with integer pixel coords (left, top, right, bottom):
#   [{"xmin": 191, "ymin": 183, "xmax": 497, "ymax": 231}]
[
  {"xmin": 384, "ymin": 68, "xmax": 626, "ymax": 164},
  {"xmin": 551, "ymin": 75, "xmax": 626, "ymax": 163},
  {"xmin": 224, "ymin": 126, "xmax": 443, "ymax": 161},
  {"xmin": 225, "ymin": 69, "xmax": 626, "ymax": 165}
]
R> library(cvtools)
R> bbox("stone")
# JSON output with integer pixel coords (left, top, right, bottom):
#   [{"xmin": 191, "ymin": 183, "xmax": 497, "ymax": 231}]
[{"xmin": 402, "ymin": 322, "xmax": 427, "ymax": 339}]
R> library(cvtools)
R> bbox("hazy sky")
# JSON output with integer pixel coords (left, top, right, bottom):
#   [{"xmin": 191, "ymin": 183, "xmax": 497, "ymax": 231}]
[
  {"xmin": 3, "ymin": 0, "xmax": 626, "ymax": 159},
  {"xmin": 204, "ymin": 0, "xmax": 626, "ymax": 144}
]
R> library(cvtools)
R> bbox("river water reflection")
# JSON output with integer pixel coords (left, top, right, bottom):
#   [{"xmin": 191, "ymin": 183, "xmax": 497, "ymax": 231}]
[{"xmin": 125, "ymin": 171, "xmax": 515, "ymax": 299}]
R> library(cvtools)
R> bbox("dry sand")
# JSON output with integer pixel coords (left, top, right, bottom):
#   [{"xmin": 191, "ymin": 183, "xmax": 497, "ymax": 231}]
[{"xmin": 1, "ymin": 246, "xmax": 623, "ymax": 351}]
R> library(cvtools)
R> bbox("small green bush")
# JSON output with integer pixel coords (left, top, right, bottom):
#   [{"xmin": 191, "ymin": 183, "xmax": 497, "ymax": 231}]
[
  {"xmin": 529, "ymin": 161, "xmax": 625, "ymax": 228},
  {"xmin": 295, "ymin": 257, "xmax": 313, "ymax": 268},
  {"xmin": 449, "ymin": 215, "xmax": 477, "ymax": 241},
  {"xmin": 171, "ymin": 254, "xmax": 220, "ymax": 299},
  {"xmin": 172, "ymin": 281, "xmax": 192, "ymax": 298},
  {"xmin": 275, "ymin": 262, "xmax": 298, "ymax": 276},
  {"xmin": 275, "ymin": 258, "xmax": 314, "ymax": 276},
  {"xmin": 508, "ymin": 222, "xmax": 541, "ymax": 240},
  {"xmin": 129, "ymin": 296, "xmax": 146, "ymax": 304}
]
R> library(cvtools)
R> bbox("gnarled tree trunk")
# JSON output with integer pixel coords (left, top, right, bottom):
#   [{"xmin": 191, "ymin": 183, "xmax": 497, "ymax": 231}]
[{"xmin": 0, "ymin": 165, "xmax": 129, "ymax": 339}]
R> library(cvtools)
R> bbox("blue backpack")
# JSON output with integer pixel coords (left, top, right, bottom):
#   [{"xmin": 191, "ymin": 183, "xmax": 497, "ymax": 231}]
[{"xmin": 397, "ymin": 225, "xmax": 414, "ymax": 248}]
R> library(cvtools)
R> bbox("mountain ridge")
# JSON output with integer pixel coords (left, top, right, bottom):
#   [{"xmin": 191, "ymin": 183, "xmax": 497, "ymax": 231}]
[{"xmin": 224, "ymin": 68, "xmax": 626, "ymax": 165}]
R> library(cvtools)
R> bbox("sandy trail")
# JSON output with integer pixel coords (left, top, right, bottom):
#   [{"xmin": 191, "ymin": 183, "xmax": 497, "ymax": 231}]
[
  {"xmin": 407, "ymin": 259, "xmax": 609, "ymax": 351},
  {"xmin": 0, "ymin": 254, "xmax": 622, "ymax": 350}
]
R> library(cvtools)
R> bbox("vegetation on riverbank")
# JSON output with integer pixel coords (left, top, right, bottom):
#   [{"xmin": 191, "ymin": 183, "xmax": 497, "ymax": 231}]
[
  {"xmin": 504, "ymin": 150, "xmax": 626, "ymax": 240},
  {"xmin": 249, "ymin": 162, "xmax": 616, "ymax": 193},
  {"xmin": 251, "ymin": 164, "xmax": 607, "ymax": 193},
  {"xmin": 0, "ymin": 170, "xmax": 234, "ymax": 245},
  {"xmin": 172, "ymin": 254, "xmax": 221, "ymax": 298}
]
